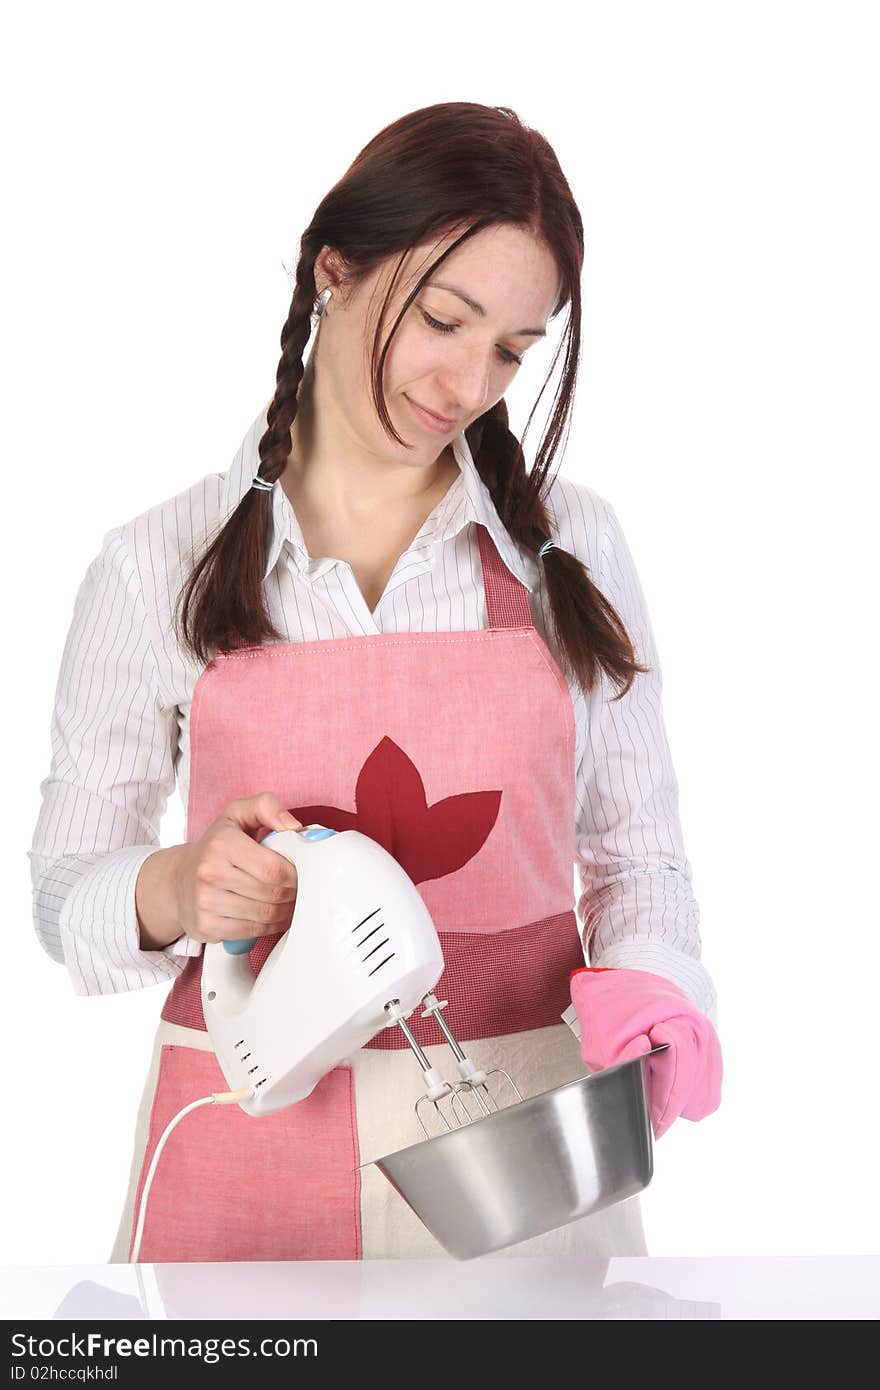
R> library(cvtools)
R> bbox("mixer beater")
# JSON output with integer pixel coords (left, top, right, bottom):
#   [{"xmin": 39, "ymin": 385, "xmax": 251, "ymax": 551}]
[{"xmin": 384, "ymin": 990, "xmax": 524, "ymax": 1137}]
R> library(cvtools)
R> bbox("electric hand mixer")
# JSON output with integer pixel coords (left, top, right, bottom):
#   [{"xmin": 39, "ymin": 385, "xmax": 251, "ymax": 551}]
[
  {"xmin": 129, "ymin": 824, "xmax": 664, "ymax": 1262},
  {"xmin": 201, "ymin": 823, "xmax": 523, "ymax": 1131}
]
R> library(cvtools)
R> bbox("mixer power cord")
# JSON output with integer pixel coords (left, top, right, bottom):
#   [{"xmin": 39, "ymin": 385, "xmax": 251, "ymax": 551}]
[{"xmin": 128, "ymin": 1086, "xmax": 256, "ymax": 1263}]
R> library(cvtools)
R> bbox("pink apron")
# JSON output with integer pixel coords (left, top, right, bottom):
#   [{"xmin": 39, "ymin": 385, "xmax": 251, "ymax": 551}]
[{"xmin": 110, "ymin": 525, "xmax": 648, "ymax": 1262}]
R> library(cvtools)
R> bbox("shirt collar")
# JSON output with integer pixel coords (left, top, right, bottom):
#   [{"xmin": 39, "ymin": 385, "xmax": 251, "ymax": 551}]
[{"xmin": 220, "ymin": 400, "xmax": 539, "ymax": 592}]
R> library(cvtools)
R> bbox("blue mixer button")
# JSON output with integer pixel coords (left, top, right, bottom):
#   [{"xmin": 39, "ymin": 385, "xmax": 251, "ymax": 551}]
[{"xmin": 302, "ymin": 825, "xmax": 337, "ymax": 841}]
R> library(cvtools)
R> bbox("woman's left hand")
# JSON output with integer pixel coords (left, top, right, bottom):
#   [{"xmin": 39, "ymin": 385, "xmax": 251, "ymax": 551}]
[{"xmin": 569, "ymin": 966, "xmax": 723, "ymax": 1139}]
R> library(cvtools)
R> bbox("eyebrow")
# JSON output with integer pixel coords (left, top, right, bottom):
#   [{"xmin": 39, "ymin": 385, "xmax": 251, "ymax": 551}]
[{"xmin": 426, "ymin": 280, "xmax": 547, "ymax": 338}]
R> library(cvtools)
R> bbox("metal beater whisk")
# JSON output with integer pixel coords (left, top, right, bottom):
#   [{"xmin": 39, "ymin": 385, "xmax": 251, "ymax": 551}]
[{"xmin": 384, "ymin": 993, "xmax": 524, "ymax": 1138}]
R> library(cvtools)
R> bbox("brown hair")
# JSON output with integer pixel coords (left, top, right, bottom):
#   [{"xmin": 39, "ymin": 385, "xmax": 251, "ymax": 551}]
[{"xmin": 175, "ymin": 102, "xmax": 649, "ymax": 700}]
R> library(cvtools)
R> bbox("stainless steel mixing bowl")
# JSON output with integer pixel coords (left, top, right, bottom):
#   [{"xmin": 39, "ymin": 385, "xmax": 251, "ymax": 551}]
[{"xmin": 370, "ymin": 1044, "xmax": 668, "ymax": 1259}]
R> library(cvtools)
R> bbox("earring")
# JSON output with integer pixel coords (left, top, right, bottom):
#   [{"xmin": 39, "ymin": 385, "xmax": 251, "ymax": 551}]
[{"xmin": 315, "ymin": 288, "xmax": 332, "ymax": 317}]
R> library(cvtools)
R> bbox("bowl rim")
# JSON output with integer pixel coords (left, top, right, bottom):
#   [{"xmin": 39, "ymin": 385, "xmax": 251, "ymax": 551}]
[{"xmin": 358, "ymin": 1041, "xmax": 669, "ymax": 1170}]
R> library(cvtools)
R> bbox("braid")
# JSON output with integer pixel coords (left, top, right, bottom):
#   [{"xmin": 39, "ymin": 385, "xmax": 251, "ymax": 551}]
[
  {"xmin": 259, "ymin": 249, "xmax": 321, "ymax": 485},
  {"xmin": 174, "ymin": 243, "xmax": 321, "ymax": 666},
  {"xmin": 470, "ymin": 399, "xmax": 650, "ymax": 701}
]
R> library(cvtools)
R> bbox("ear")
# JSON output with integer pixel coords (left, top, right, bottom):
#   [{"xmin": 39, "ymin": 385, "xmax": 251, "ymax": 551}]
[{"xmin": 314, "ymin": 245, "xmax": 350, "ymax": 302}]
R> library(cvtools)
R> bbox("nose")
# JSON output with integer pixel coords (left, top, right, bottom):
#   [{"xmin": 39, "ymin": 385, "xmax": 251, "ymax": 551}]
[{"xmin": 435, "ymin": 346, "xmax": 493, "ymax": 415}]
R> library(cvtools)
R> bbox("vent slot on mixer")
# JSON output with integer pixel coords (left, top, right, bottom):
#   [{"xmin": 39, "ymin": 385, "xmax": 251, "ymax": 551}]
[
  {"xmin": 352, "ymin": 906, "xmax": 395, "ymax": 977},
  {"xmin": 235, "ymin": 1036, "xmax": 267, "ymax": 1088}
]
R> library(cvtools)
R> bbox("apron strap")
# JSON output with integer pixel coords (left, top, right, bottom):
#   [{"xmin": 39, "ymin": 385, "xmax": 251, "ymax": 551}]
[{"xmin": 477, "ymin": 524, "xmax": 534, "ymax": 630}]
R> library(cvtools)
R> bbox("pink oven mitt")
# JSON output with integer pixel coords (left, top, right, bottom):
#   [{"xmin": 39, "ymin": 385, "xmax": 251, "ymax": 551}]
[{"xmin": 569, "ymin": 966, "xmax": 723, "ymax": 1139}]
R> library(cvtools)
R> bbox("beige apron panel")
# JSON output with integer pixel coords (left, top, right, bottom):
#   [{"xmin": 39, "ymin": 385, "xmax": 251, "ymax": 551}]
[{"xmin": 350, "ymin": 1023, "xmax": 649, "ymax": 1259}]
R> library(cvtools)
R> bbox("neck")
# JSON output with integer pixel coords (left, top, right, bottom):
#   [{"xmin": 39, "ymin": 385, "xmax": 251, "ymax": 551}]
[{"xmin": 279, "ymin": 361, "xmax": 458, "ymax": 524}]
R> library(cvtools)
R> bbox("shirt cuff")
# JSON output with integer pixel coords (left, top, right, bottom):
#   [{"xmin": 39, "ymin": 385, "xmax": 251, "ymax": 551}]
[
  {"xmin": 587, "ymin": 939, "xmax": 719, "ymax": 1025},
  {"xmin": 58, "ymin": 844, "xmax": 197, "ymax": 996}
]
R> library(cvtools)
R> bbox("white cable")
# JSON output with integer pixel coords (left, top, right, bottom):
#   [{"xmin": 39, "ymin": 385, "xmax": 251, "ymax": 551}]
[{"xmin": 128, "ymin": 1087, "xmax": 255, "ymax": 1263}]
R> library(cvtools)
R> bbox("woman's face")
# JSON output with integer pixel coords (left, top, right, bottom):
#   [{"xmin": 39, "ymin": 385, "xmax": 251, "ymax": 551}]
[{"xmin": 313, "ymin": 223, "xmax": 562, "ymax": 467}]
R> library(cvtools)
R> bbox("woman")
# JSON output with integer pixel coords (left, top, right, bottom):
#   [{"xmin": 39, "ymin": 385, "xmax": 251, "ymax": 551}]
[{"xmin": 28, "ymin": 101, "xmax": 722, "ymax": 1262}]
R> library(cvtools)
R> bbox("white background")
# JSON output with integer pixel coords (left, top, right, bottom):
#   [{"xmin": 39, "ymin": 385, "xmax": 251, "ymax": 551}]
[{"xmin": 3, "ymin": 0, "xmax": 878, "ymax": 1266}]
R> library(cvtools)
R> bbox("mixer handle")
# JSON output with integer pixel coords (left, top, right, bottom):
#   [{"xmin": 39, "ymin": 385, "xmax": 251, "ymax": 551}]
[{"xmin": 221, "ymin": 824, "xmax": 338, "ymax": 954}]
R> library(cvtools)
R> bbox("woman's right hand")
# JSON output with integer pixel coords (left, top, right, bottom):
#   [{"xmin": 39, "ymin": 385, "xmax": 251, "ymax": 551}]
[
  {"xmin": 130, "ymin": 795, "xmax": 307, "ymax": 956},
  {"xmin": 170, "ymin": 792, "xmax": 303, "ymax": 948}
]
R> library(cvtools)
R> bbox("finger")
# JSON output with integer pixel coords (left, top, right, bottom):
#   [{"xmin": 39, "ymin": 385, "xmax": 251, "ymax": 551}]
[
  {"xmin": 199, "ymin": 883, "xmax": 295, "ymax": 929},
  {"xmin": 222, "ymin": 792, "xmax": 302, "ymax": 835},
  {"xmin": 225, "ymin": 826, "xmax": 300, "ymax": 887},
  {"xmin": 211, "ymin": 860, "xmax": 299, "ymax": 904},
  {"xmin": 706, "ymin": 1029, "xmax": 724, "ymax": 1116},
  {"xmin": 681, "ymin": 1021, "xmax": 724, "ymax": 1121},
  {"xmin": 618, "ymin": 1035, "xmax": 652, "ymax": 1064},
  {"xmin": 582, "ymin": 1028, "xmax": 650, "ymax": 1073},
  {"xmin": 211, "ymin": 920, "xmax": 288, "ymax": 945},
  {"xmin": 652, "ymin": 1110, "xmax": 676, "ymax": 1141},
  {"xmin": 646, "ymin": 1018, "xmax": 698, "ymax": 1132}
]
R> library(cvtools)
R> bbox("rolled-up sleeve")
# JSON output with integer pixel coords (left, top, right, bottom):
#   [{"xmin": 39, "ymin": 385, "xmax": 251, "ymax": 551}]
[
  {"xmin": 573, "ymin": 498, "xmax": 718, "ymax": 1022},
  {"xmin": 27, "ymin": 526, "xmax": 200, "ymax": 997}
]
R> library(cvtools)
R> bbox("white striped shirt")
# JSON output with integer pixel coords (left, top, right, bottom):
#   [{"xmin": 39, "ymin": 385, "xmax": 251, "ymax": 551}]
[{"xmin": 27, "ymin": 400, "xmax": 717, "ymax": 1019}]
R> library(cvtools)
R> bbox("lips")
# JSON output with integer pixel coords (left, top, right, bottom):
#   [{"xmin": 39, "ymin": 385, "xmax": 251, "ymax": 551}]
[{"xmin": 406, "ymin": 395, "xmax": 458, "ymax": 431}]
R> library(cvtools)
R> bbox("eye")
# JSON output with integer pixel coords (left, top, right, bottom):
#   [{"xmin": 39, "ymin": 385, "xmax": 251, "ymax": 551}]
[{"xmin": 419, "ymin": 308, "xmax": 523, "ymax": 367}]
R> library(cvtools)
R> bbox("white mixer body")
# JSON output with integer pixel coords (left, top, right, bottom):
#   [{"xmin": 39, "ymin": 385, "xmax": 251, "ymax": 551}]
[{"xmin": 201, "ymin": 827, "xmax": 445, "ymax": 1116}]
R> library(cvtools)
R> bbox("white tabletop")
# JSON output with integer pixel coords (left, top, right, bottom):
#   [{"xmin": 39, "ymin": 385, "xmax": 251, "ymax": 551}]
[{"xmin": 2, "ymin": 1257, "xmax": 878, "ymax": 1321}]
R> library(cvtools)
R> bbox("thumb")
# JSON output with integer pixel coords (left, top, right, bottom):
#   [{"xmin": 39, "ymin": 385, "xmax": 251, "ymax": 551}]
[
  {"xmin": 617, "ymin": 1034, "xmax": 652, "ymax": 1064},
  {"xmin": 225, "ymin": 792, "xmax": 302, "ymax": 836}
]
